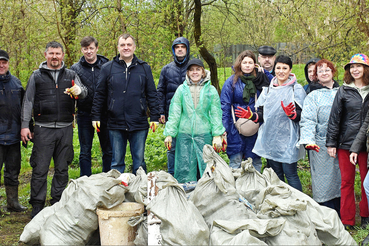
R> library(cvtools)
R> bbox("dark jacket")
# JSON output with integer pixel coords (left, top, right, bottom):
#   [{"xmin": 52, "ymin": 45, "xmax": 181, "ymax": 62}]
[
  {"xmin": 91, "ymin": 54, "xmax": 159, "ymax": 131},
  {"xmin": 33, "ymin": 67, "xmax": 76, "ymax": 123},
  {"xmin": 157, "ymin": 37, "xmax": 190, "ymax": 118},
  {"xmin": 0, "ymin": 71, "xmax": 24, "ymax": 145},
  {"xmin": 303, "ymin": 58, "xmax": 320, "ymax": 94},
  {"xmin": 70, "ymin": 54, "xmax": 109, "ymax": 113},
  {"xmin": 326, "ymin": 85, "xmax": 369, "ymax": 151},
  {"xmin": 220, "ymin": 70, "xmax": 270, "ymax": 157},
  {"xmin": 21, "ymin": 62, "xmax": 87, "ymax": 129}
]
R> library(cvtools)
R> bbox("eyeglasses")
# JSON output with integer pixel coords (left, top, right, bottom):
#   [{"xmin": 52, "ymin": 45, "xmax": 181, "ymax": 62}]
[{"xmin": 317, "ymin": 68, "xmax": 332, "ymax": 74}]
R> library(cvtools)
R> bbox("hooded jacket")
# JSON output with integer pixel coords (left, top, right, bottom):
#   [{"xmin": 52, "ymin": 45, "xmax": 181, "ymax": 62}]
[
  {"xmin": 327, "ymin": 83, "xmax": 369, "ymax": 151},
  {"xmin": 303, "ymin": 58, "xmax": 320, "ymax": 94},
  {"xmin": 91, "ymin": 54, "xmax": 159, "ymax": 131},
  {"xmin": 164, "ymin": 70, "xmax": 224, "ymax": 183},
  {"xmin": 0, "ymin": 71, "xmax": 24, "ymax": 145},
  {"xmin": 157, "ymin": 37, "xmax": 190, "ymax": 118},
  {"xmin": 70, "ymin": 54, "xmax": 109, "ymax": 113}
]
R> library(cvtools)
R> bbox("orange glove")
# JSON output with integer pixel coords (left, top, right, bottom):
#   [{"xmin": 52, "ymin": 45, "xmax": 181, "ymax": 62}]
[
  {"xmin": 235, "ymin": 106, "xmax": 253, "ymax": 119},
  {"xmin": 305, "ymin": 144, "xmax": 320, "ymax": 152},
  {"xmin": 281, "ymin": 101, "xmax": 296, "ymax": 120}
]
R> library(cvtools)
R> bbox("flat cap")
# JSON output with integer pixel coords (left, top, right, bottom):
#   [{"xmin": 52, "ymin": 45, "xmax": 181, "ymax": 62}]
[
  {"xmin": 0, "ymin": 50, "xmax": 9, "ymax": 61},
  {"xmin": 258, "ymin": 46, "xmax": 276, "ymax": 56}
]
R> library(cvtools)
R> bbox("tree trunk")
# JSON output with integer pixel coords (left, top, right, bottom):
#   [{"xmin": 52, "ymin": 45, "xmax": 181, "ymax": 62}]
[{"xmin": 193, "ymin": 0, "xmax": 220, "ymax": 93}]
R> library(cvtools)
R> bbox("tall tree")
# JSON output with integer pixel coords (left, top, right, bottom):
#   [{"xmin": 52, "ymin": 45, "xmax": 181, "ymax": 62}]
[{"xmin": 193, "ymin": 0, "xmax": 220, "ymax": 92}]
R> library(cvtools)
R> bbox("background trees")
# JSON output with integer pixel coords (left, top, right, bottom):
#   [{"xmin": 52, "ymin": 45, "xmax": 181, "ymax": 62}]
[{"xmin": 0, "ymin": 0, "xmax": 367, "ymax": 88}]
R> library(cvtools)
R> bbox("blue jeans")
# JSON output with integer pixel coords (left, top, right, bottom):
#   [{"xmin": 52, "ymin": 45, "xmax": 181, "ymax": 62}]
[
  {"xmin": 109, "ymin": 129, "xmax": 148, "ymax": 174},
  {"xmin": 228, "ymin": 152, "xmax": 262, "ymax": 172},
  {"xmin": 268, "ymin": 159, "xmax": 302, "ymax": 191},
  {"xmin": 167, "ymin": 137, "xmax": 176, "ymax": 175},
  {"xmin": 77, "ymin": 111, "xmax": 112, "ymax": 177},
  {"xmin": 364, "ymin": 172, "xmax": 369, "ymax": 211}
]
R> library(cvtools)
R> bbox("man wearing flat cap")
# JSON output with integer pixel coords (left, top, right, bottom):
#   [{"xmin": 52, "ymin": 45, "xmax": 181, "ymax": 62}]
[
  {"xmin": 0, "ymin": 49, "xmax": 27, "ymax": 212},
  {"xmin": 258, "ymin": 45, "xmax": 276, "ymax": 81}
]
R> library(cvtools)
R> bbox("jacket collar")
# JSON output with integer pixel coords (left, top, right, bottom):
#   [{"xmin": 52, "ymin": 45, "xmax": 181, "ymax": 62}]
[
  {"xmin": 79, "ymin": 54, "xmax": 108, "ymax": 68},
  {"xmin": 0, "ymin": 71, "xmax": 11, "ymax": 83}
]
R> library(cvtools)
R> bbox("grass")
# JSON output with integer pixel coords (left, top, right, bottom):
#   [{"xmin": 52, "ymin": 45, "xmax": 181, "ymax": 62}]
[{"xmin": 0, "ymin": 64, "xmax": 367, "ymax": 244}]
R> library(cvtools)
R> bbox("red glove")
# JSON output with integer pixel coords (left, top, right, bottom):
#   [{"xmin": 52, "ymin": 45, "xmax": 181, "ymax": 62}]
[
  {"xmin": 235, "ymin": 106, "xmax": 253, "ymax": 119},
  {"xmin": 305, "ymin": 144, "xmax": 320, "ymax": 152},
  {"xmin": 281, "ymin": 101, "xmax": 296, "ymax": 120}
]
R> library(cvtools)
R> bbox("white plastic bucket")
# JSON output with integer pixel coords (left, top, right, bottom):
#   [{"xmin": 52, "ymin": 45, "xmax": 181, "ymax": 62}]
[{"xmin": 96, "ymin": 202, "xmax": 144, "ymax": 245}]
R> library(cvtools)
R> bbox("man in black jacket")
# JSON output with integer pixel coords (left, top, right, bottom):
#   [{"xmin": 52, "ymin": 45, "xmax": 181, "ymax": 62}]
[
  {"xmin": 91, "ymin": 34, "xmax": 159, "ymax": 175},
  {"xmin": 21, "ymin": 41, "xmax": 87, "ymax": 218},
  {"xmin": 0, "ymin": 49, "xmax": 27, "ymax": 212},
  {"xmin": 70, "ymin": 36, "xmax": 112, "ymax": 177},
  {"xmin": 157, "ymin": 37, "xmax": 190, "ymax": 175}
]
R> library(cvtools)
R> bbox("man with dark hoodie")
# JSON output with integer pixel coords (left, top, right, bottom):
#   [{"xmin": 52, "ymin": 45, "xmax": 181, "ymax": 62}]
[
  {"xmin": 303, "ymin": 58, "xmax": 320, "ymax": 94},
  {"xmin": 157, "ymin": 37, "xmax": 190, "ymax": 175},
  {"xmin": 21, "ymin": 41, "xmax": 87, "ymax": 218},
  {"xmin": 0, "ymin": 49, "xmax": 27, "ymax": 213},
  {"xmin": 70, "ymin": 36, "xmax": 112, "ymax": 177}
]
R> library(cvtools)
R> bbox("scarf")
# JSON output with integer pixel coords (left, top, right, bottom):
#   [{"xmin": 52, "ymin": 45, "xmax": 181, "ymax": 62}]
[{"xmin": 240, "ymin": 75, "xmax": 256, "ymax": 103}]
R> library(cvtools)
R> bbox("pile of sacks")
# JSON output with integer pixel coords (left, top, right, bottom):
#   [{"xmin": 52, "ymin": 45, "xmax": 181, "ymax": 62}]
[{"xmin": 20, "ymin": 145, "xmax": 357, "ymax": 245}]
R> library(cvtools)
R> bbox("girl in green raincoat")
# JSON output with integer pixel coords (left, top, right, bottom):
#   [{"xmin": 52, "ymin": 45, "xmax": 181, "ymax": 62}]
[{"xmin": 164, "ymin": 59, "xmax": 225, "ymax": 183}]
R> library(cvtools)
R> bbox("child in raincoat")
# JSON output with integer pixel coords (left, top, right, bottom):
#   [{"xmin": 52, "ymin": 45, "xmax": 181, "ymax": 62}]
[{"xmin": 163, "ymin": 59, "xmax": 225, "ymax": 183}]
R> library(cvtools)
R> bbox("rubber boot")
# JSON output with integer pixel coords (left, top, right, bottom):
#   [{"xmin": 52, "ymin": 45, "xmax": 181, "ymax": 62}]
[
  {"xmin": 5, "ymin": 186, "xmax": 27, "ymax": 212},
  {"xmin": 363, "ymin": 217, "xmax": 369, "ymax": 229}
]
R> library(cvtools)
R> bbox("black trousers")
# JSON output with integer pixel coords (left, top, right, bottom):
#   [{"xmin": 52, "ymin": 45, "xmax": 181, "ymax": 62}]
[
  {"xmin": 29, "ymin": 125, "xmax": 74, "ymax": 206},
  {"xmin": 0, "ymin": 143, "xmax": 21, "ymax": 186}
]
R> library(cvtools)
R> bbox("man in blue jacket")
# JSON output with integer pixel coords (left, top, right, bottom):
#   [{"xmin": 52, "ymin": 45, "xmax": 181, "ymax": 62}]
[
  {"xmin": 0, "ymin": 49, "xmax": 27, "ymax": 212},
  {"xmin": 91, "ymin": 34, "xmax": 159, "ymax": 175},
  {"xmin": 157, "ymin": 37, "xmax": 190, "ymax": 175},
  {"xmin": 70, "ymin": 36, "xmax": 112, "ymax": 177}
]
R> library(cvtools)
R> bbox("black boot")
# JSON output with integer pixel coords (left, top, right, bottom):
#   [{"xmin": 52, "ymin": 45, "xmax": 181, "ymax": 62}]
[
  {"xmin": 362, "ymin": 217, "xmax": 369, "ymax": 229},
  {"xmin": 5, "ymin": 186, "xmax": 27, "ymax": 212},
  {"xmin": 31, "ymin": 204, "xmax": 43, "ymax": 218}
]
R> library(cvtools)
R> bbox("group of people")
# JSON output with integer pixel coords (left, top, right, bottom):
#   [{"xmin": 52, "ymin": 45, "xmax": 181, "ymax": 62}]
[{"xmin": 1, "ymin": 34, "xmax": 369, "ymax": 230}]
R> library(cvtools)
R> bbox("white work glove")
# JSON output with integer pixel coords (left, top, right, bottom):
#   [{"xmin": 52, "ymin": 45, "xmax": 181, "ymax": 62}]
[
  {"xmin": 69, "ymin": 84, "xmax": 82, "ymax": 96},
  {"xmin": 212, "ymin": 135, "xmax": 222, "ymax": 153},
  {"xmin": 150, "ymin": 122, "xmax": 159, "ymax": 132},
  {"xmin": 164, "ymin": 136, "xmax": 172, "ymax": 150},
  {"xmin": 92, "ymin": 121, "xmax": 101, "ymax": 132}
]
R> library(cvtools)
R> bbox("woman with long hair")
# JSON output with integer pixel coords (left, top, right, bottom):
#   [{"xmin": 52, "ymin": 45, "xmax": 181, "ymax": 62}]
[
  {"xmin": 299, "ymin": 59, "xmax": 341, "ymax": 214},
  {"xmin": 220, "ymin": 50, "xmax": 270, "ymax": 171},
  {"xmin": 236, "ymin": 55, "xmax": 306, "ymax": 191},
  {"xmin": 327, "ymin": 53, "xmax": 369, "ymax": 229}
]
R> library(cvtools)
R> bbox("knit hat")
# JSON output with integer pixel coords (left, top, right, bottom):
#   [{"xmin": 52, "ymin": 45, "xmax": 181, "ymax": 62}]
[
  {"xmin": 187, "ymin": 58, "xmax": 204, "ymax": 70},
  {"xmin": 0, "ymin": 50, "xmax": 9, "ymax": 61},
  {"xmin": 344, "ymin": 53, "xmax": 369, "ymax": 70}
]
